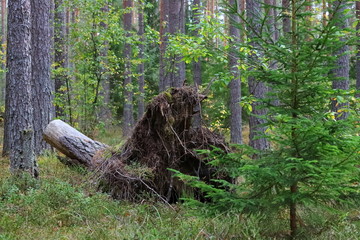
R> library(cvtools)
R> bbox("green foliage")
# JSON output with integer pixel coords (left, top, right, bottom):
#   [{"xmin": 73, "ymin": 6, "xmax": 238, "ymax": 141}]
[{"xmin": 173, "ymin": 0, "xmax": 360, "ymax": 237}]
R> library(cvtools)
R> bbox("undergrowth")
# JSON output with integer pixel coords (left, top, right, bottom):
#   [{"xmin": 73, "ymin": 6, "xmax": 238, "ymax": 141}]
[{"xmin": 0, "ymin": 141, "xmax": 359, "ymax": 239}]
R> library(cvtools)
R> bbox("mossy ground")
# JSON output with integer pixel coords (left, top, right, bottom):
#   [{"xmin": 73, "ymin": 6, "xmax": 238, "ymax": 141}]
[{"xmin": 0, "ymin": 128, "xmax": 359, "ymax": 239}]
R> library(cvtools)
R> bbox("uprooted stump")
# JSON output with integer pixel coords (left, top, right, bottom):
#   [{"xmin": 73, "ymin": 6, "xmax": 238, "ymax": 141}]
[{"xmin": 44, "ymin": 87, "xmax": 230, "ymax": 203}]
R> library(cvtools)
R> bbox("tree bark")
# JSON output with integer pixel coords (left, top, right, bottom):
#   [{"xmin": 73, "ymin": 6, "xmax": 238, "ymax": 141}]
[
  {"xmin": 228, "ymin": 0, "xmax": 242, "ymax": 144},
  {"xmin": 168, "ymin": 0, "xmax": 185, "ymax": 88},
  {"xmin": 246, "ymin": 0, "xmax": 270, "ymax": 151},
  {"xmin": 98, "ymin": 4, "xmax": 112, "ymax": 123},
  {"xmin": 54, "ymin": 0, "xmax": 67, "ymax": 118},
  {"xmin": 159, "ymin": 0, "xmax": 169, "ymax": 91},
  {"xmin": 123, "ymin": 0, "xmax": 134, "ymax": 137},
  {"xmin": 137, "ymin": 7, "xmax": 145, "ymax": 119},
  {"xmin": 31, "ymin": 0, "xmax": 55, "ymax": 154},
  {"xmin": 331, "ymin": 0, "xmax": 350, "ymax": 119},
  {"xmin": 3, "ymin": 0, "xmax": 36, "ymax": 176},
  {"xmin": 282, "ymin": 0, "xmax": 290, "ymax": 34},
  {"xmin": 43, "ymin": 120, "xmax": 108, "ymax": 167},
  {"xmin": 0, "ymin": 0, "xmax": 6, "ymax": 103},
  {"xmin": 1, "ymin": 0, "xmax": 6, "ymax": 45},
  {"xmin": 192, "ymin": 0, "xmax": 202, "ymax": 128},
  {"xmin": 356, "ymin": 1, "xmax": 360, "ymax": 97}
]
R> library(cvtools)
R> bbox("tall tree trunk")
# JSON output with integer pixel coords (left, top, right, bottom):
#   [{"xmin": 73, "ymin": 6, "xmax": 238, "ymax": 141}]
[
  {"xmin": 0, "ymin": 0, "xmax": 6, "ymax": 104},
  {"xmin": 54, "ymin": 0, "xmax": 67, "ymax": 118},
  {"xmin": 228, "ymin": 0, "xmax": 242, "ymax": 144},
  {"xmin": 356, "ymin": 1, "xmax": 360, "ymax": 97},
  {"xmin": 265, "ymin": 0, "xmax": 279, "ymax": 106},
  {"xmin": 247, "ymin": 0, "xmax": 270, "ymax": 151},
  {"xmin": 282, "ymin": 0, "xmax": 290, "ymax": 34},
  {"xmin": 99, "ymin": 4, "xmax": 112, "ymax": 123},
  {"xmin": 123, "ymin": 0, "xmax": 134, "ymax": 137},
  {"xmin": 159, "ymin": 0, "xmax": 169, "ymax": 91},
  {"xmin": 137, "ymin": 6, "xmax": 145, "ymax": 119},
  {"xmin": 1, "ymin": 0, "xmax": 6, "ymax": 45},
  {"xmin": 331, "ymin": 0, "xmax": 350, "ymax": 119},
  {"xmin": 168, "ymin": 0, "xmax": 185, "ymax": 88},
  {"xmin": 31, "ymin": 0, "xmax": 55, "ymax": 155},
  {"xmin": 3, "ymin": 0, "xmax": 36, "ymax": 176},
  {"xmin": 192, "ymin": 0, "xmax": 202, "ymax": 128}
]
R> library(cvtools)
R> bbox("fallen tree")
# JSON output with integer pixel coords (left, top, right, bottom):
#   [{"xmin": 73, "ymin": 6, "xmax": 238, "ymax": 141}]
[{"xmin": 44, "ymin": 87, "xmax": 230, "ymax": 202}]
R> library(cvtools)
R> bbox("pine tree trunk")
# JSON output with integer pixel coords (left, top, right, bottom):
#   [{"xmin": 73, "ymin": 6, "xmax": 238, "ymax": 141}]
[
  {"xmin": 192, "ymin": 0, "xmax": 202, "ymax": 128},
  {"xmin": 54, "ymin": 0, "xmax": 67, "ymax": 118},
  {"xmin": 123, "ymin": 0, "xmax": 134, "ymax": 137},
  {"xmin": 3, "ymin": 0, "xmax": 36, "ymax": 176},
  {"xmin": 246, "ymin": 0, "xmax": 269, "ymax": 151},
  {"xmin": 356, "ymin": 1, "xmax": 360, "ymax": 97},
  {"xmin": 1, "ymin": 0, "xmax": 6, "ymax": 45},
  {"xmin": 282, "ymin": 0, "xmax": 290, "ymax": 34},
  {"xmin": 0, "ymin": 0, "xmax": 6, "ymax": 104},
  {"xmin": 228, "ymin": 0, "xmax": 242, "ymax": 144},
  {"xmin": 168, "ymin": 0, "xmax": 185, "ymax": 88},
  {"xmin": 31, "ymin": 0, "xmax": 55, "ymax": 155},
  {"xmin": 98, "ymin": 4, "xmax": 112, "ymax": 123},
  {"xmin": 159, "ymin": 0, "xmax": 169, "ymax": 91},
  {"xmin": 137, "ymin": 8, "xmax": 145, "ymax": 119},
  {"xmin": 331, "ymin": 1, "xmax": 350, "ymax": 119}
]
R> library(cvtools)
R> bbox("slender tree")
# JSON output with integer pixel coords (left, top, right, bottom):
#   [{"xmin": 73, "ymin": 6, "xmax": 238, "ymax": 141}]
[
  {"xmin": 331, "ymin": 0, "xmax": 350, "ymax": 119},
  {"xmin": 228, "ymin": 0, "xmax": 242, "ymax": 144},
  {"xmin": 137, "ymin": 3, "xmax": 145, "ymax": 119},
  {"xmin": 3, "ymin": 0, "xmax": 36, "ymax": 176},
  {"xmin": 1, "ymin": 0, "xmax": 5, "ymax": 45},
  {"xmin": 0, "ymin": 0, "xmax": 6, "ymax": 104},
  {"xmin": 356, "ymin": 1, "xmax": 360, "ymax": 96},
  {"xmin": 98, "ymin": 4, "xmax": 112, "ymax": 123},
  {"xmin": 123, "ymin": 0, "xmax": 134, "ymax": 136},
  {"xmin": 54, "ymin": 0, "xmax": 67, "ymax": 118},
  {"xmin": 159, "ymin": 0, "xmax": 169, "ymax": 91},
  {"xmin": 246, "ymin": 0, "xmax": 270, "ymax": 151},
  {"xmin": 192, "ymin": 0, "xmax": 202, "ymax": 128},
  {"xmin": 31, "ymin": 0, "xmax": 55, "ymax": 154},
  {"xmin": 282, "ymin": 0, "xmax": 290, "ymax": 34}
]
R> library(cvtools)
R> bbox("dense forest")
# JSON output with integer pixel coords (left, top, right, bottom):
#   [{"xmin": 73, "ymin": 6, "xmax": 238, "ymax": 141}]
[{"xmin": 1, "ymin": 0, "xmax": 360, "ymax": 239}]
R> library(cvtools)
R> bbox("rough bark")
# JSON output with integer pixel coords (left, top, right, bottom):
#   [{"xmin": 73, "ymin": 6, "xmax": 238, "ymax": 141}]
[
  {"xmin": 331, "ymin": 1, "xmax": 350, "ymax": 119},
  {"xmin": 356, "ymin": 1, "xmax": 360, "ymax": 97},
  {"xmin": 54, "ymin": 0, "xmax": 67, "ymax": 118},
  {"xmin": 168, "ymin": 0, "xmax": 185, "ymax": 88},
  {"xmin": 31, "ymin": 0, "xmax": 55, "ymax": 154},
  {"xmin": 99, "ymin": 4, "xmax": 112, "ymax": 123},
  {"xmin": 159, "ymin": 0, "xmax": 169, "ymax": 91},
  {"xmin": 123, "ymin": 0, "xmax": 134, "ymax": 137},
  {"xmin": 137, "ymin": 7, "xmax": 145, "ymax": 119},
  {"xmin": 3, "ymin": 0, "xmax": 36, "ymax": 176},
  {"xmin": 1, "ymin": 0, "xmax": 6, "ymax": 45},
  {"xmin": 228, "ymin": 0, "xmax": 242, "ymax": 144},
  {"xmin": 192, "ymin": 0, "xmax": 202, "ymax": 128},
  {"xmin": 43, "ymin": 120, "xmax": 108, "ymax": 167},
  {"xmin": 247, "ymin": 0, "xmax": 270, "ymax": 150},
  {"xmin": 0, "ymin": 0, "xmax": 6, "ymax": 103},
  {"xmin": 282, "ymin": 0, "xmax": 290, "ymax": 34}
]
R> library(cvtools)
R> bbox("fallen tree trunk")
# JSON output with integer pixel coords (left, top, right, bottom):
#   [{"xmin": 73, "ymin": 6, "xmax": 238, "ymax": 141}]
[
  {"xmin": 44, "ymin": 87, "xmax": 230, "ymax": 202},
  {"xmin": 43, "ymin": 119, "xmax": 108, "ymax": 167}
]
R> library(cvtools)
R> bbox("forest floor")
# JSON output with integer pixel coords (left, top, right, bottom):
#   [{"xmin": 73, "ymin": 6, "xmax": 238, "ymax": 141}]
[{"xmin": 0, "ymin": 127, "xmax": 360, "ymax": 239}]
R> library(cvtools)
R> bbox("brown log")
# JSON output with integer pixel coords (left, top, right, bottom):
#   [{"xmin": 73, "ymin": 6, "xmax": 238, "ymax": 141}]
[{"xmin": 43, "ymin": 120, "xmax": 108, "ymax": 167}]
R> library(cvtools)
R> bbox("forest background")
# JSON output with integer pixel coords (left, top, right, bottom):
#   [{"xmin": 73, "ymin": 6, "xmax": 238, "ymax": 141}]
[{"xmin": 1, "ymin": 0, "xmax": 360, "ymax": 239}]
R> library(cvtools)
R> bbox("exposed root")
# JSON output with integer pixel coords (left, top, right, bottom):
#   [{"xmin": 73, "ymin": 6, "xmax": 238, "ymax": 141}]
[{"xmin": 91, "ymin": 87, "xmax": 230, "ymax": 202}]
